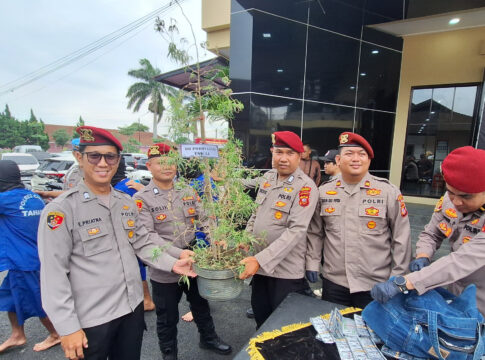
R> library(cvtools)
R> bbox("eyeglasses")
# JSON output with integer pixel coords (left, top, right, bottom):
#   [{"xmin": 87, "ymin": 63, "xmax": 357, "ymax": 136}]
[{"xmin": 82, "ymin": 152, "xmax": 120, "ymax": 165}]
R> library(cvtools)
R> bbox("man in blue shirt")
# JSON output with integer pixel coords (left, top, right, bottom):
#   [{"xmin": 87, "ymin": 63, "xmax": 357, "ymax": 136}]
[{"xmin": 0, "ymin": 160, "xmax": 60, "ymax": 353}]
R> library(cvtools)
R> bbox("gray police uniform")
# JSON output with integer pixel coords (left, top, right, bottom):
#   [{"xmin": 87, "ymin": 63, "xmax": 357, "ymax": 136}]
[
  {"xmin": 407, "ymin": 193, "xmax": 485, "ymax": 315},
  {"xmin": 62, "ymin": 164, "xmax": 83, "ymax": 190},
  {"xmin": 307, "ymin": 173, "xmax": 412, "ymax": 308},
  {"xmin": 38, "ymin": 181, "xmax": 178, "ymax": 337},
  {"xmin": 247, "ymin": 167, "xmax": 318, "ymax": 326},
  {"xmin": 133, "ymin": 180, "xmax": 221, "ymax": 354}
]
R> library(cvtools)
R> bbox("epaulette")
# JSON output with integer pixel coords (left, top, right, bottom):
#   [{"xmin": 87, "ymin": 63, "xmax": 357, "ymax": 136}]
[
  {"xmin": 370, "ymin": 174, "xmax": 390, "ymax": 184},
  {"xmin": 320, "ymin": 177, "xmax": 338, "ymax": 187}
]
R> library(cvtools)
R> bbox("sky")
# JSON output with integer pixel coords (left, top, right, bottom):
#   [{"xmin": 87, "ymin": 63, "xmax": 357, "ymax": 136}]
[{"xmin": 0, "ymin": 0, "xmax": 215, "ymax": 137}]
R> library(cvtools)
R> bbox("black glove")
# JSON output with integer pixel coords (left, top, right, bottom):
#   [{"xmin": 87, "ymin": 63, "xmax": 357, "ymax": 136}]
[
  {"xmin": 370, "ymin": 279, "xmax": 400, "ymax": 303},
  {"xmin": 305, "ymin": 271, "xmax": 318, "ymax": 283},
  {"xmin": 409, "ymin": 257, "xmax": 430, "ymax": 272}
]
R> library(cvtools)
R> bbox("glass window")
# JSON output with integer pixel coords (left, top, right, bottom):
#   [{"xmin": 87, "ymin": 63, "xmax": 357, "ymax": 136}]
[{"xmin": 401, "ymin": 85, "xmax": 480, "ymax": 198}]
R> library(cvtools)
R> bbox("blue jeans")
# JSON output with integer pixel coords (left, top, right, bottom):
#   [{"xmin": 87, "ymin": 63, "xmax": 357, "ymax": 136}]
[{"xmin": 363, "ymin": 285, "xmax": 485, "ymax": 360}]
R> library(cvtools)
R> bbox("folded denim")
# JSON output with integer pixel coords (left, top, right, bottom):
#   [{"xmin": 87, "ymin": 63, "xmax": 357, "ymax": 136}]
[{"xmin": 363, "ymin": 285, "xmax": 485, "ymax": 360}]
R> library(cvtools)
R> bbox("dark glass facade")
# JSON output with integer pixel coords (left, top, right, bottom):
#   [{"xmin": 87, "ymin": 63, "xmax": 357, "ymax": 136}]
[
  {"xmin": 230, "ymin": 0, "xmax": 404, "ymax": 177},
  {"xmin": 401, "ymin": 85, "xmax": 481, "ymax": 198}
]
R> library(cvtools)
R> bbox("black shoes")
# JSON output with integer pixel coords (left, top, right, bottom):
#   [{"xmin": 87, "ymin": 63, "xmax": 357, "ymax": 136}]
[
  {"xmin": 199, "ymin": 337, "xmax": 232, "ymax": 355},
  {"xmin": 161, "ymin": 347, "xmax": 178, "ymax": 360},
  {"xmin": 246, "ymin": 307, "xmax": 255, "ymax": 318}
]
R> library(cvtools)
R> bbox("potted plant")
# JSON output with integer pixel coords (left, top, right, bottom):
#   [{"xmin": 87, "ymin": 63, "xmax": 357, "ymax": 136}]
[{"xmin": 154, "ymin": 10, "xmax": 261, "ymax": 300}]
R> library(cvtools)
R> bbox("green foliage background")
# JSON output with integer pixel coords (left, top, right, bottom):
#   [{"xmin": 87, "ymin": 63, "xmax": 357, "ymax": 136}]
[{"xmin": 0, "ymin": 105, "xmax": 49, "ymax": 150}]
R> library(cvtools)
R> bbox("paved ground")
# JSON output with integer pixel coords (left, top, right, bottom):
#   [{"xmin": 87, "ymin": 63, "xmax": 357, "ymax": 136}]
[{"xmin": 0, "ymin": 202, "xmax": 439, "ymax": 359}]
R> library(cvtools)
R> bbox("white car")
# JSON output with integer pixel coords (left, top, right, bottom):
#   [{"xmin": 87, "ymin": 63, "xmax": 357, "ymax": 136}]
[
  {"xmin": 31, "ymin": 154, "xmax": 76, "ymax": 190},
  {"xmin": 1, "ymin": 152, "xmax": 39, "ymax": 172}
]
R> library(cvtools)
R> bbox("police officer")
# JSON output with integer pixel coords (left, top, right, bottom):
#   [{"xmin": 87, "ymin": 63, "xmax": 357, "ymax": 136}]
[
  {"xmin": 35, "ymin": 138, "xmax": 83, "ymax": 199},
  {"xmin": 371, "ymin": 146, "xmax": 485, "ymax": 315},
  {"xmin": 62, "ymin": 138, "xmax": 83, "ymax": 190},
  {"xmin": 322, "ymin": 149, "xmax": 340, "ymax": 180},
  {"xmin": 307, "ymin": 132, "xmax": 411, "ymax": 309},
  {"xmin": 38, "ymin": 127, "xmax": 195, "ymax": 360},
  {"xmin": 0, "ymin": 160, "xmax": 60, "ymax": 353},
  {"xmin": 239, "ymin": 131, "xmax": 319, "ymax": 328},
  {"xmin": 133, "ymin": 143, "xmax": 231, "ymax": 360}
]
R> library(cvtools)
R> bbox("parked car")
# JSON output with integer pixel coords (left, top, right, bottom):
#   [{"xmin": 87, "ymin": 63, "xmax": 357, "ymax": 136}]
[
  {"xmin": 31, "ymin": 154, "xmax": 76, "ymax": 190},
  {"xmin": 121, "ymin": 153, "xmax": 148, "ymax": 169},
  {"xmin": 127, "ymin": 168, "xmax": 152, "ymax": 185},
  {"xmin": 13, "ymin": 144, "xmax": 43, "ymax": 153},
  {"xmin": 0, "ymin": 153, "xmax": 40, "ymax": 188},
  {"xmin": 1, "ymin": 152, "xmax": 39, "ymax": 171}
]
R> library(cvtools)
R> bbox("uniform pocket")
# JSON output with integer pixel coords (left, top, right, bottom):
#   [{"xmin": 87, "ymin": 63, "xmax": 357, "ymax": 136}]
[
  {"xmin": 359, "ymin": 205, "xmax": 387, "ymax": 234},
  {"xmin": 270, "ymin": 203, "xmax": 290, "ymax": 224},
  {"xmin": 78, "ymin": 223, "xmax": 112, "ymax": 256},
  {"xmin": 320, "ymin": 203, "xmax": 341, "ymax": 232}
]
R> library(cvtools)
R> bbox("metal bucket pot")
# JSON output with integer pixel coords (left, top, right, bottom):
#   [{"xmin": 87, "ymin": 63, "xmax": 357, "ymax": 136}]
[{"xmin": 194, "ymin": 264, "xmax": 243, "ymax": 301}]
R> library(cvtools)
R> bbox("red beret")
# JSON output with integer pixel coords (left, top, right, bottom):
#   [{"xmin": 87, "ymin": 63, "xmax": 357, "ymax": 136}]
[
  {"xmin": 338, "ymin": 132, "xmax": 374, "ymax": 159},
  {"xmin": 76, "ymin": 126, "xmax": 123, "ymax": 151},
  {"xmin": 442, "ymin": 146, "xmax": 485, "ymax": 193},
  {"xmin": 147, "ymin": 143, "xmax": 171, "ymax": 158},
  {"xmin": 271, "ymin": 131, "xmax": 304, "ymax": 153}
]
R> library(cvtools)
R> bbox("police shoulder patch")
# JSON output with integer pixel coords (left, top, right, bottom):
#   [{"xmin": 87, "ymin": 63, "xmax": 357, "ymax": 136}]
[
  {"xmin": 47, "ymin": 211, "xmax": 65, "ymax": 230},
  {"xmin": 135, "ymin": 199, "xmax": 143, "ymax": 211}
]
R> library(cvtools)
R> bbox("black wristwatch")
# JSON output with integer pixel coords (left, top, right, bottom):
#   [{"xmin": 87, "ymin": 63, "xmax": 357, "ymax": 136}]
[{"xmin": 393, "ymin": 276, "xmax": 409, "ymax": 294}]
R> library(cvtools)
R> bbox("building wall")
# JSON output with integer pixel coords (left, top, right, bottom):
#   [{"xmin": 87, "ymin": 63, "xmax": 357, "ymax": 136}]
[
  {"xmin": 229, "ymin": 0, "xmax": 405, "ymax": 178},
  {"xmin": 201, "ymin": 0, "xmax": 231, "ymax": 55},
  {"xmin": 390, "ymin": 26, "xmax": 485, "ymax": 205}
]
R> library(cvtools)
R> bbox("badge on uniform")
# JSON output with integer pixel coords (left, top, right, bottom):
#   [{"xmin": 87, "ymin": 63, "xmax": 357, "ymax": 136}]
[
  {"xmin": 263, "ymin": 182, "xmax": 271, "ymax": 189},
  {"xmin": 462, "ymin": 236, "xmax": 471, "ymax": 244},
  {"xmin": 283, "ymin": 187, "xmax": 293, "ymax": 193},
  {"xmin": 364, "ymin": 181, "xmax": 371, "ymax": 188},
  {"xmin": 183, "ymin": 196, "xmax": 194, "ymax": 201},
  {"xmin": 153, "ymin": 188, "xmax": 159, "ymax": 195},
  {"xmin": 275, "ymin": 201, "xmax": 286, "ymax": 207},
  {"xmin": 188, "ymin": 207, "xmax": 196, "ymax": 215},
  {"xmin": 83, "ymin": 192, "xmax": 90, "ymax": 200},
  {"xmin": 434, "ymin": 197, "xmax": 443, "ymax": 212},
  {"xmin": 366, "ymin": 188, "xmax": 381, "ymax": 196},
  {"xmin": 326, "ymin": 190, "xmax": 337, "ymax": 195},
  {"xmin": 274, "ymin": 211, "xmax": 283, "ymax": 219},
  {"xmin": 336, "ymin": 180, "xmax": 341, "ymax": 187},
  {"xmin": 156, "ymin": 214, "xmax": 167, "ymax": 221},
  {"xmin": 126, "ymin": 219, "xmax": 135, "ymax": 227},
  {"xmin": 445, "ymin": 208, "xmax": 457, "ymax": 218},
  {"xmin": 367, "ymin": 221, "xmax": 376, "ymax": 229},
  {"xmin": 397, "ymin": 194, "xmax": 407, "ymax": 217},
  {"xmin": 325, "ymin": 207, "xmax": 335, "ymax": 214},
  {"xmin": 128, "ymin": 230, "xmax": 134, "ymax": 239},
  {"xmin": 299, "ymin": 187, "xmax": 311, "ymax": 207},
  {"xmin": 135, "ymin": 199, "xmax": 143, "ymax": 211},
  {"xmin": 365, "ymin": 207, "xmax": 379, "ymax": 216},
  {"xmin": 122, "ymin": 205, "xmax": 130, "ymax": 210},
  {"xmin": 439, "ymin": 222, "xmax": 452, "ymax": 237},
  {"xmin": 287, "ymin": 175, "xmax": 294, "ymax": 183},
  {"xmin": 47, "ymin": 211, "xmax": 64, "ymax": 230},
  {"xmin": 470, "ymin": 218, "xmax": 479, "ymax": 225},
  {"xmin": 88, "ymin": 227, "xmax": 100, "ymax": 236}
]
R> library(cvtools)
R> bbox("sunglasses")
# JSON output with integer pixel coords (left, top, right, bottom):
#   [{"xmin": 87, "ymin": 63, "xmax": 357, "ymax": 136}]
[{"xmin": 82, "ymin": 152, "xmax": 120, "ymax": 165}]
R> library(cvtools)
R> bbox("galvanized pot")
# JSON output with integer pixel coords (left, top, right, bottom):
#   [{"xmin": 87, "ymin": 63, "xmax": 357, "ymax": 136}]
[{"xmin": 193, "ymin": 264, "xmax": 243, "ymax": 301}]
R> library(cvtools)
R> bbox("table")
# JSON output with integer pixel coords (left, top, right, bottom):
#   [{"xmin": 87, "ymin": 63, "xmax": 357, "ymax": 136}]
[{"xmin": 233, "ymin": 293, "xmax": 346, "ymax": 360}]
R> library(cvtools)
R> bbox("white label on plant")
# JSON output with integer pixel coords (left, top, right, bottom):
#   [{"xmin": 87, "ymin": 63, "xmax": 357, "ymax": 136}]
[{"xmin": 180, "ymin": 144, "xmax": 219, "ymax": 158}]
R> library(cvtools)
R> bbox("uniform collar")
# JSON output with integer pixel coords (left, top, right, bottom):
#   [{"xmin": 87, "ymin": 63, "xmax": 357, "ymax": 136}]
[
  {"xmin": 147, "ymin": 179, "xmax": 173, "ymax": 196},
  {"xmin": 77, "ymin": 180, "xmax": 119, "ymax": 202},
  {"xmin": 272, "ymin": 167, "xmax": 302, "ymax": 186}
]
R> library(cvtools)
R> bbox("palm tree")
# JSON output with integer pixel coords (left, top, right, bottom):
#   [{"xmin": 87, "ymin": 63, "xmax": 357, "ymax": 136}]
[{"xmin": 126, "ymin": 59, "xmax": 175, "ymax": 139}]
